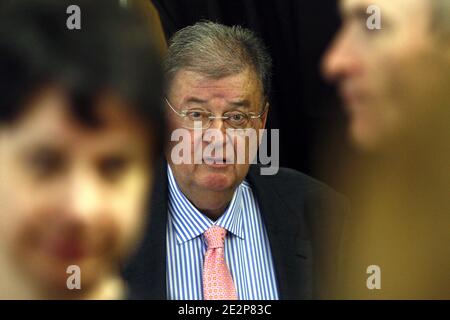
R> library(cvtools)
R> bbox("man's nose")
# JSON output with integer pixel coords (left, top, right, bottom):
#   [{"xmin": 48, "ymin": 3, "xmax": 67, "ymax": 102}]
[
  {"xmin": 64, "ymin": 169, "xmax": 103, "ymax": 222},
  {"xmin": 322, "ymin": 28, "xmax": 360, "ymax": 82},
  {"xmin": 204, "ymin": 118, "xmax": 230, "ymax": 148},
  {"xmin": 209, "ymin": 117, "xmax": 227, "ymax": 132}
]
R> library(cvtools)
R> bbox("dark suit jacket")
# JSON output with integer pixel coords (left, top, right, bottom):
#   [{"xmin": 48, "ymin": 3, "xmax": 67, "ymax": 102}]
[{"xmin": 123, "ymin": 160, "xmax": 348, "ymax": 299}]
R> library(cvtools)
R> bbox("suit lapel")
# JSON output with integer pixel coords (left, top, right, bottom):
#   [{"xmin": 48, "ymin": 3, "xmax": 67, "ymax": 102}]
[{"xmin": 247, "ymin": 165, "xmax": 313, "ymax": 299}]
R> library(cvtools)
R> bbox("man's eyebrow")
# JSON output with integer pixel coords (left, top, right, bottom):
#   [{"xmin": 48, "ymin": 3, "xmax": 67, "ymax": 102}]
[
  {"xmin": 184, "ymin": 97, "xmax": 208, "ymax": 104},
  {"xmin": 19, "ymin": 142, "xmax": 64, "ymax": 161},
  {"xmin": 20, "ymin": 140, "xmax": 64, "ymax": 152},
  {"xmin": 229, "ymin": 100, "xmax": 250, "ymax": 108},
  {"xmin": 99, "ymin": 149, "xmax": 136, "ymax": 159},
  {"xmin": 183, "ymin": 97, "xmax": 251, "ymax": 108}
]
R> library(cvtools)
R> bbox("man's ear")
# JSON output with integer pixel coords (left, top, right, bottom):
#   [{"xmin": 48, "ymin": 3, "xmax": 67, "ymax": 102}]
[{"xmin": 260, "ymin": 102, "xmax": 269, "ymax": 130}]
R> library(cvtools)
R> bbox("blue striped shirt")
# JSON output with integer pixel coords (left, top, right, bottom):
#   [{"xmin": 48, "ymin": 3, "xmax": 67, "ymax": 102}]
[{"xmin": 166, "ymin": 165, "xmax": 279, "ymax": 300}]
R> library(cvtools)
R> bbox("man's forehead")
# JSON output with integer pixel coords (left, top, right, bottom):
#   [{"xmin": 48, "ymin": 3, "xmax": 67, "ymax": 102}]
[
  {"xmin": 173, "ymin": 68, "xmax": 256, "ymax": 87},
  {"xmin": 170, "ymin": 69, "xmax": 261, "ymax": 103},
  {"xmin": 8, "ymin": 90, "xmax": 148, "ymax": 149},
  {"xmin": 8, "ymin": 122, "xmax": 148, "ymax": 158},
  {"xmin": 340, "ymin": 0, "xmax": 429, "ymax": 18}
]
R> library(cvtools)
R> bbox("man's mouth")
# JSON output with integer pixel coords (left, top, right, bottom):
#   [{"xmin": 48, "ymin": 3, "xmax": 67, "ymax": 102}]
[
  {"xmin": 203, "ymin": 156, "xmax": 233, "ymax": 167},
  {"xmin": 339, "ymin": 84, "xmax": 370, "ymax": 110},
  {"xmin": 41, "ymin": 239, "xmax": 88, "ymax": 261}
]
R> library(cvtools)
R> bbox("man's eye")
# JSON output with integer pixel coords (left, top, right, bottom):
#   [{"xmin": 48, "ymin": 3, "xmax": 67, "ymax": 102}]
[
  {"xmin": 99, "ymin": 157, "xmax": 129, "ymax": 181},
  {"xmin": 27, "ymin": 151, "xmax": 62, "ymax": 179},
  {"xmin": 186, "ymin": 110, "xmax": 206, "ymax": 121},
  {"xmin": 228, "ymin": 113, "xmax": 247, "ymax": 123}
]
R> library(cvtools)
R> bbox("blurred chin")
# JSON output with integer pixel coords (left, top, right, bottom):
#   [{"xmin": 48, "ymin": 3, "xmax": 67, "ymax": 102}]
[
  {"xmin": 349, "ymin": 117, "xmax": 383, "ymax": 151},
  {"xmin": 349, "ymin": 105, "xmax": 408, "ymax": 152},
  {"xmin": 17, "ymin": 248, "xmax": 112, "ymax": 295}
]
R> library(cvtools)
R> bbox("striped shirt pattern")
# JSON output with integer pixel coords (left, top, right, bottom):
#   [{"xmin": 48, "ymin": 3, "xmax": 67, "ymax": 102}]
[{"xmin": 166, "ymin": 165, "xmax": 279, "ymax": 300}]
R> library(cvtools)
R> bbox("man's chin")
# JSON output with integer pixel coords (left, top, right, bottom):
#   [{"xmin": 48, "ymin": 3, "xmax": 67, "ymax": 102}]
[
  {"xmin": 20, "ymin": 250, "xmax": 108, "ymax": 291},
  {"xmin": 196, "ymin": 166, "xmax": 236, "ymax": 191},
  {"xmin": 350, "ymin": 122, "xmax": 392, "ymax": 153}
]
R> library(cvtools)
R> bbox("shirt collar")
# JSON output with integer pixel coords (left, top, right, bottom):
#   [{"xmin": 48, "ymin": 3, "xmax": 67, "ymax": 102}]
[{"xmin": 167, "ymin": 164, "xmax": 245, "ymax": 244}]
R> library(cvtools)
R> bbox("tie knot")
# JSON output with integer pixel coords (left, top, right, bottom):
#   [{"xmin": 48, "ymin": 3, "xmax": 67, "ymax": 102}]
[{"xmin": 204, "ymin": 226, "xmax": 227, "ymax": 249}]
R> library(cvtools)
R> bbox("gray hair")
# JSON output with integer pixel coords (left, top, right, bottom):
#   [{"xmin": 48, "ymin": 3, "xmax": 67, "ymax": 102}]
[{"xmin": 163, "ymin": 21, "xmax": 272, "ymax": 99}]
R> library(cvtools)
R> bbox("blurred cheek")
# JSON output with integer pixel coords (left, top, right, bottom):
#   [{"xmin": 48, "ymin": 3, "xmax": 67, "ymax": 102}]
[
  {"xmin": 351, "ymin": 49, "xmax": 399, "ymax": 126},
  {"xmin": 0, "ymin": 166, "xmax": 150, "ymax": 263},
  {"xmin": 379, "ymin": 47, "xmax": 431, "ymax": 126},
  {"xmin": 0, "ymin": 163, "xmax": 37, "ymax": 245},
  {"xmin": 351, "ymin": 47, "xmax": 432, "ymax": 148},
  {"xmin": 0, "ymin": 184, "xmax": 48, "ymax": 263},
  {"xmin": 109, "ymin": 169, "xmax": 152, "ymax": 256}
]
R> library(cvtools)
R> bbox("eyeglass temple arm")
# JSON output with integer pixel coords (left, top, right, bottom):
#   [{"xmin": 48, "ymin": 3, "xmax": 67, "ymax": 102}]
[
  {"xmin": 250, "ymin": 102, "xmax": 269, "ymax": 119},
  {"xmin": 164, "ymin": 97, "xmax": 185, "ymax": 117}
]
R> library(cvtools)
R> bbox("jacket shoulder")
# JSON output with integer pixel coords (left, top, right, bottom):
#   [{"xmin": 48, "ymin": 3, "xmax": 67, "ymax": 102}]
[
  {"xmin": 252, "ymin": 166, "xmax": 350, "ymax": 233},
  {"xmin": 256, "ymin": 166, "xmax": 343, "ymax": 200}
]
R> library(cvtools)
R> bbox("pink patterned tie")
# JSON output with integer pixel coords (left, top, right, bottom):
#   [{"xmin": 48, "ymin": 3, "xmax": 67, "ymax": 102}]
[{"xmin": 203, "ymin": 226, "xmax": 238, "ymax": 300}]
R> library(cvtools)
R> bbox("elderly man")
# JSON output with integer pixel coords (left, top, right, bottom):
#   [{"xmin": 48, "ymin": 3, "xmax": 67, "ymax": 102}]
[
  {"xmin": 124, "ymin": 22, "xmax": 348, "ymax": 300},
  {"xmin": 322, "ymin": 0, "xmax": 450, "ymax": 299}
]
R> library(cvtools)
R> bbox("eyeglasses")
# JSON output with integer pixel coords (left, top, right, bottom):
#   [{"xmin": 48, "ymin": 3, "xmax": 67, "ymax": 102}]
[{"xmin": 164, "ymin": 97, "xmax": 267, "ymax": 130}]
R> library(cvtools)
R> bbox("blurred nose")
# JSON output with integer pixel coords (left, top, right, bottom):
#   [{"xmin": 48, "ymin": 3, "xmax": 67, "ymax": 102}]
[
  {"xmin": 64, "ymin": 168, "xmax": 103, "ymax": 223},
  {"xmin": 322, "ymin": 27, "xmax": 361, "ymax": 83}
]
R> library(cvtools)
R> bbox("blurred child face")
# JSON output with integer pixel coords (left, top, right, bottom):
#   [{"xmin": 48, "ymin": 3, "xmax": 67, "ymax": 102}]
[
  {"xmin": 323, "ymin": 0, "xmax": 450, "ymax": 150},
  {"xmin": 0, "ymin": 86, "xmax": 153, "ymax": 296}
]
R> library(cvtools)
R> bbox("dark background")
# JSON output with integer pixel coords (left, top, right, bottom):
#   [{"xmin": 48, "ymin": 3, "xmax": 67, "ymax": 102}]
[{"xmin": 152, "ymin": 0, "xmax": 357, "ymax": 192}]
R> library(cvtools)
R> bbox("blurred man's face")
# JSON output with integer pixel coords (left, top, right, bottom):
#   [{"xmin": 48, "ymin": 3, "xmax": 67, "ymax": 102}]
[
  {"xmin": 0, "ymin": 87, "xmax": 153, "ymax": 294},
  {"xmin": 323, "ymin": 0, "xmax": 450, "ymax": 150},
  {"xmin": 166, "ymin": 68, "xmax": 267, "ymax": 196}
]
